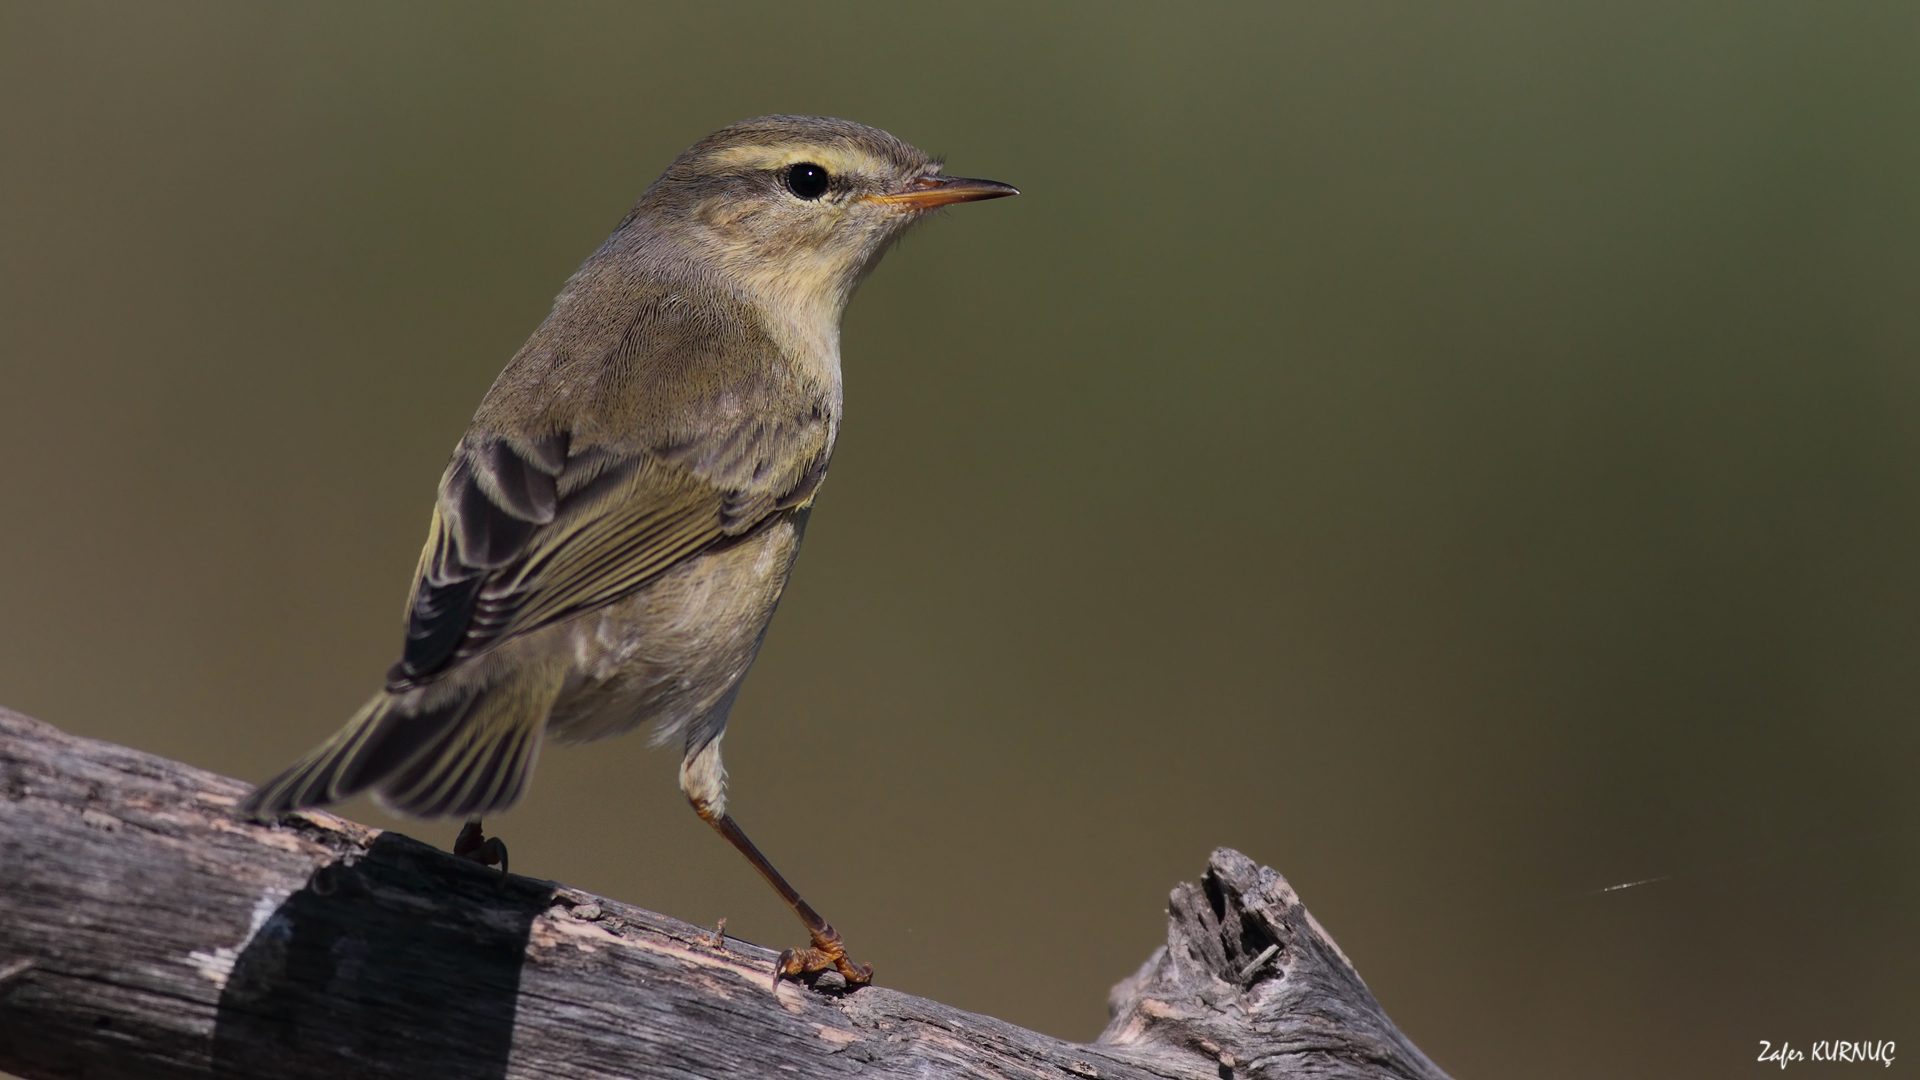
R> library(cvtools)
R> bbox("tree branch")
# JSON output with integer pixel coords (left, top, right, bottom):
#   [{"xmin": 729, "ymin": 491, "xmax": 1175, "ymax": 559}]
[{"xmin": 0, "ymin": 706, "xmax": 1449, "ymax": 1079}]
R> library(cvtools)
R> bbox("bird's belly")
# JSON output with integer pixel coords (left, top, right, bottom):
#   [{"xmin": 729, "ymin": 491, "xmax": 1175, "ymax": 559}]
[{"xmin": 542, "ymin": 513, "xmax": 805, "ymax": 747}]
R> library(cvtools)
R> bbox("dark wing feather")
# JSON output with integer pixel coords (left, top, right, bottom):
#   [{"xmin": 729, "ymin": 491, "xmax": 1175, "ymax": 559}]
[
  {"xmin": 386, "ymin": 417, "xmax": 829, "ymax": 691},
  {"xmin": 390, "ymin": 436, "xmax": 564, "ymax": 683}
]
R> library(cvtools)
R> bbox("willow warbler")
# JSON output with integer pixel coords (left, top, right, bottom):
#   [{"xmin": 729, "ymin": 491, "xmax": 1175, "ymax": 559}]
[{"xmin": 241, "ymin": 115, "xmax": 1017, "ymax": 984}]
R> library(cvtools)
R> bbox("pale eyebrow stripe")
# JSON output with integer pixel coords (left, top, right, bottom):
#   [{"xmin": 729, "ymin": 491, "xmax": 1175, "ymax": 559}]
[{"xmin": 703, "ymin": 144, "xmax": 878, "ymax": 176}]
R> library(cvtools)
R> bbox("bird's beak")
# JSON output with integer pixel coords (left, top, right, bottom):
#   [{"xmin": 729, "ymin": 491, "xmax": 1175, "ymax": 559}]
[{"xmin": 868, "ymin": 174, "xmax": 1020, "ymax": 210}]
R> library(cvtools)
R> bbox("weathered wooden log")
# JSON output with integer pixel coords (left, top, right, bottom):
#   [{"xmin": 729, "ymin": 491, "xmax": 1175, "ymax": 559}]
[{"xmin": 0, "ymin": 706, "xmax": 1450, "ymax": 1079}]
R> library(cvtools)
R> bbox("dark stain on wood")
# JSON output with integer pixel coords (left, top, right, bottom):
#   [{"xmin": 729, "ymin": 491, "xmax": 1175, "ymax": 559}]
[{"xmin": 211, "ymin": 833, "xmax": 554, "ymax": 1079}]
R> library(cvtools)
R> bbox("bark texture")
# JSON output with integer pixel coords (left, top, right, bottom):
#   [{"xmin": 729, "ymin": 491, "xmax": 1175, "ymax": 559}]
[{"xmin": 0, "ymin": 707, "xmax": 1450, "ymax": 1079}]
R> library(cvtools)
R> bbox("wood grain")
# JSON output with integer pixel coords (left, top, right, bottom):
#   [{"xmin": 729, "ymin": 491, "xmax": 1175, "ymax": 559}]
[{"xmin": 0, "ymin": 706, "xmax": 1449, "ymax": 1079}]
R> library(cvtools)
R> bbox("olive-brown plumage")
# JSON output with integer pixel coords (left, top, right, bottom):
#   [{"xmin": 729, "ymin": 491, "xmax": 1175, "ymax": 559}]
[{"xmin": 241, "ymin": 115, "xmax": 1016, "ymax": 982}]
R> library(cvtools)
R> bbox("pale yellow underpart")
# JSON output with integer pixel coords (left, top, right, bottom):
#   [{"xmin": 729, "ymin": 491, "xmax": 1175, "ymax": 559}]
[
  {"xmin": 731, "ymin": 253, "xmax": 847, "ymax": 394},
  {"xmin": 679, "ymin": 734, "xmax": 728, "ymax": 818}
]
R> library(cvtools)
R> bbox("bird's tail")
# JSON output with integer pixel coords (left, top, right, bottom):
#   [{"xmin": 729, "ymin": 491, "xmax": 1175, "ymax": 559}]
[{"xmin": 240, "ymin": 672, "xmax": 555, "ymax": 820}]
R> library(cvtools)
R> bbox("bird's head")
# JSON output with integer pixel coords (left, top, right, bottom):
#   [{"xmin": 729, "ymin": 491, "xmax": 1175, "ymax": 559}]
[{"xmin": 635, "ymin": 115, "xmax": 1017, "ymax": 319}]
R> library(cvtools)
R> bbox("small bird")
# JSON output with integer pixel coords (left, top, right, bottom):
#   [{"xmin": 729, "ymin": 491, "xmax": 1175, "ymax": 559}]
[{"xmin": 240, "ymin": 115, "xmax": 1016, "ymax": 984}]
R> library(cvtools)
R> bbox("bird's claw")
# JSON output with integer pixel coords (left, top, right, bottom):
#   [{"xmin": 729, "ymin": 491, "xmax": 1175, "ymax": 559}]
[
  {"xmin": 453, "ymin": 819, "xmax": 509, "ymax": 887},
  {"xmin": 774, "ymin": 923, "xmax": 872, "ymax": 988}
]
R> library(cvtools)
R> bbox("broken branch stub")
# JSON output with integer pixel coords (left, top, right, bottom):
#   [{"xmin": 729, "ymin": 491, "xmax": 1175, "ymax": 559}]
[{"xmin": 1101, "ymin": 849, "xmax": 1452, "ymax": 1079}]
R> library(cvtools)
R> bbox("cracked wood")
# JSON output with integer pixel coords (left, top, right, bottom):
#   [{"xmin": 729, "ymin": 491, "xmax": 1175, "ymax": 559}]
[{"xmin": 0, "ymin": 706, "xmax": 1449, "ymax": 1079}]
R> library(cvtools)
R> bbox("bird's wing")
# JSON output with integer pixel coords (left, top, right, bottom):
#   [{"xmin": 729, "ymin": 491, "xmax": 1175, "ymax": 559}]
[{"xmin": 387, "ymin": 420, "xmax": 829, "ymax": 689}]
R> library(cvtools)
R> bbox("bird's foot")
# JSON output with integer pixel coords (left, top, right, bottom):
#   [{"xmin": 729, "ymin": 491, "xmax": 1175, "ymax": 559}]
[
  {"xmin": 454, "ymin": 819, "xmax": 509, "ymax": 885},
  {"xmin": 774, "ymin": 923, "xmax": 873, "ymax": 988}
]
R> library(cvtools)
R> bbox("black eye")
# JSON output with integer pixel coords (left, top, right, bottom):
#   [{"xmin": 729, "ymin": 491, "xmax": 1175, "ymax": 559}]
[{"xmin": 785, "ymin": 162, "xmax": 830, "ymax": 200}]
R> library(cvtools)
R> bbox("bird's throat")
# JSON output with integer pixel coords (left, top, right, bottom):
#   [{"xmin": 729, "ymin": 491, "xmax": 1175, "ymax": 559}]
[{"xmin": 724, "ymin": 256, "xmax": 851, "ymax": 403}]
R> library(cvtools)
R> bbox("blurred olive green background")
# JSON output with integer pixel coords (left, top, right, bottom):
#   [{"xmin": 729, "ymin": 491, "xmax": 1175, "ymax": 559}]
[{"xmin": 3, "ymin": 3, "xmax": 1917, "ymax": 1077}]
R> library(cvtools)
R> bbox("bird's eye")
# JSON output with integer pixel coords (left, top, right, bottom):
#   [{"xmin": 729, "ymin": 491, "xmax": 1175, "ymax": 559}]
[{"xmin": 785, "ymin": 162, "xmax": 831, "ymax": 200}]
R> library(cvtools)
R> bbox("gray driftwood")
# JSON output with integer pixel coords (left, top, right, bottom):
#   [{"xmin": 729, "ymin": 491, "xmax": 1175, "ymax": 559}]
[{"xmin": 0, "ymin": 706, "xmax": 1450, "ymax": 1079}]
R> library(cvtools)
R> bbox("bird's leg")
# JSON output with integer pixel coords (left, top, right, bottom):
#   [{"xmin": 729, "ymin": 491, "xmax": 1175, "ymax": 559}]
[
  {"xmin": 710, "ymin": 812, "xmax": 873, "ymax": 985},
  {"xmin": 681, "ymin": 737, "xmax": 872, "ymax": 987},
  {"xmin": 454, "ymin": 818, "xmax": 509, "ymax": 882}
]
